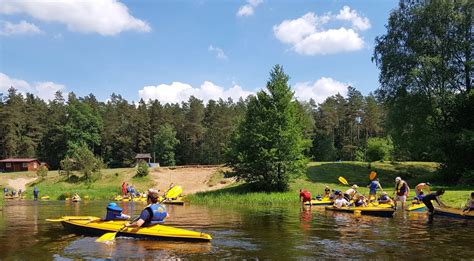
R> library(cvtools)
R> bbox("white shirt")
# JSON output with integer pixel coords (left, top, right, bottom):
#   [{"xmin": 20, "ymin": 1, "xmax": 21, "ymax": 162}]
[{"xmin": 334, "ymin": 198, "xmax": 349, "ymax": 208}]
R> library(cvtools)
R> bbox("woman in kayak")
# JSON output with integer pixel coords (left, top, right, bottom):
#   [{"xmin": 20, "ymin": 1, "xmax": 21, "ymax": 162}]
[
  {"xmin": 125, "ymin": 189, "xmax": 169, "ymax": 228},
  {"xmin": 104, "ymin": 202, "xmax": 130, "ymax": 221},
  {"xmin": 422, "ymin": 189, "xmax": 447, "ymax": 214}
]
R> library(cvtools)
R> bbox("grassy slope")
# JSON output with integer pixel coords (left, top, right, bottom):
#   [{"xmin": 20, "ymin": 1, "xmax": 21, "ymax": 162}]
[
  {"xmin": 189, "ymin": 161, "xmax": 473, "ymax": 208},
  {"xmin": 4, "ymin": 168, "xmax": 157, "ymax": 200}
]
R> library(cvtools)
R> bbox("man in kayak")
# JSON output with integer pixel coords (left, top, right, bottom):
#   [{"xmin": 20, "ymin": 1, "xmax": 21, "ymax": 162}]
[
  {"xmin": 104, "ymin": 202, "xmax": 131, "ymax": 221},
  {"xmin": 299, "ymin": 189, "xmax": 312, "ymax": 206},
  {"xmin": 333, "ymin": 191, "xmax": 349, "ymax": 208},
  {"xmin": 324, "ymin": 186, "xmax": 331, "ymax": 198},
  {"xmin": 367, "ymin": 178, "xmax": 383, "ymax": 202},
  {"xmin": 422, "ymin": 189, "xmax": 447, "ymax": 214},
  {"xmin": 125, "ymin": 189, "xmax": 168, "ymax": 228},
  {"xmin": 463, "ymin": 192, "xmax": 474, "ymax": 213},
  {"xmin": 415, "ymin": 182, "xmax": 431, "ymax": 198},
  {"xmin": 394, "ymin": 177, "xmax": 410, "ymax": 210},
  {"xmin": 344, "ymin": 185, "xmax": 358, "ymax": 201}
]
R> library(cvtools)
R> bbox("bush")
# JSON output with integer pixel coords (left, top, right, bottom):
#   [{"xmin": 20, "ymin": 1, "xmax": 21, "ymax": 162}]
[
  {"xmin": 36, "ymin": 165, "xmax": 48, "ymax": 179},
  {"xmin": 366, "ymin": 137, "xmax": 393, "ymax": 162},
  {"xmin": 136, "ymin": 160, "xmax": 149, "ymax": 177}
]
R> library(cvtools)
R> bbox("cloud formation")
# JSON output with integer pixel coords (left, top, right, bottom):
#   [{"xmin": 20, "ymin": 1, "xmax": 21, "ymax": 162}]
[
  {"xmin": 0, "ymin": 73, "xmax": 65, "ymax": 101},
  {"xmin": 237, "ymin": 0, "xmax": 263, "ymax": 17},
  {"xmin": 0, "ymin": 20, "xmax": 42, "ymax": 36},
  {"xmin": 138, "ymin": 81, "xmax": 253, "ymax": 104},
  {"xmin": 293, "ymin": 77, "xmax": 348, "ymax": 104},
  {"xmin": 208, "ymin": 45, "xmax": 228, "ymax": 60},
  {"xmin": 0, "ymin": 0, "xmax": 150, "ymax": 36},
  {"xmin": 273, "ymin": 6, "xmax": 370, "ymax": 55}
]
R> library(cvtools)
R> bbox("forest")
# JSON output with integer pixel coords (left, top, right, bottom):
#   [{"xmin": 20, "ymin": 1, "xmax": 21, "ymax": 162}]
[{"xmin": 0, "ymin": 0, "xmax": 472, "ymax": 186}]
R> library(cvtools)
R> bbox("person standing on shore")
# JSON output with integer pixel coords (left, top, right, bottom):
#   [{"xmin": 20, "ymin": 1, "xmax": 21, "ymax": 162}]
[
  {"xmin": 394, "ymin": 177, "xmax": 410, "ymax": 210},
  {"xmin": 121, "ymin": 182, "xmax": 127, "ymax": 197},
  {"xmin": 33, "ymin": 186, "xmax": 39, "ymax": 201}
]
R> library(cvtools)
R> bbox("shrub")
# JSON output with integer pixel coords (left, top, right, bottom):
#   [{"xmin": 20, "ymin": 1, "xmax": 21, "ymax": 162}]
[
  {"xmin": 136, "ymin": 160, "xmax": 149, "ymax": 177},
  {"xmin": 366, "ymin": 137, "xmax": 394, "ymax": 162},
  {"xmin": 36, "ymin": 165, "xmax": 48, "ymax": 179}
]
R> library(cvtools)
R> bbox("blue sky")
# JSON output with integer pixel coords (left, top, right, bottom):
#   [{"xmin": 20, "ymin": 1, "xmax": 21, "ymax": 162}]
[{"xmin": 0, "ymin": 0, "xmax": 397, "ymax": 104}]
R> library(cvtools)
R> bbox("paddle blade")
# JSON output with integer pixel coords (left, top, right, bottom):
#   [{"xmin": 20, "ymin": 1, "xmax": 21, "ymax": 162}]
[
  {"xmin": 369, "ymin": 171, "xmax": 377, "ymax": 180},
  {"xmin": 166, "ymin": 185, "xmax": 183, "ymax": 199},
  {"xmin": 96, "ymin": 232, "xmax": 117, "ymax": 243},
  {"xmin": 338, "ymin": 176, "xmax": 349, "ymax": 185}
]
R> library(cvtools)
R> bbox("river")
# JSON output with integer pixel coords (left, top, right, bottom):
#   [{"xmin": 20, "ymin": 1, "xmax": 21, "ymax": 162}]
[{"xmin": 0, "ymin": 200, "xmax": 472, "ymax": 260}]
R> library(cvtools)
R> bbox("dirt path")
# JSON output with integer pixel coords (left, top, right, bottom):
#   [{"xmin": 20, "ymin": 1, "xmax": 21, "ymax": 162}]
[
  {"xmin": 7, "ymin": 177, "xmax": 37, "ymax": 192},
  {"xmin": 150, "ymin": 166, "xmax": 235, "ymax": 194}
]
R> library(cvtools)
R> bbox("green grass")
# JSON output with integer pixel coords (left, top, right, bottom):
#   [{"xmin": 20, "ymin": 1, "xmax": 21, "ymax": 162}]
[
  {"xmin": 12, "ymin": 168, "xmax": 157, "ymax": 200},
  {"xmin": 189, "ymin": 161, "xmax": 473, "ymax": 208}
]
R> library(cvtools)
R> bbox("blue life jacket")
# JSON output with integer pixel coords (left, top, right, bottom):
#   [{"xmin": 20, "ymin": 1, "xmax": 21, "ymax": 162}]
[
  {"xmin": 145, "ymin": 204, "xmax": 167, "ymax": 225},
  {"xmin": 105, "ymin": 209, "xmax": 124, "ymax": 221},
  {"xmin": 370, "ymin": 181, "xmax": 378, "ymax": 190},
  {"xmin": 379, "ymin": 195, "xmax": 389, "ymax": 201},
  {"xmin": 417, "ymin": 194, "xmax": 425, "ymax": 200}
]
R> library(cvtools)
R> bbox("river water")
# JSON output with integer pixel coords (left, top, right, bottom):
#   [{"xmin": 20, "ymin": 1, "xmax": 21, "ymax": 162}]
[{"xmin": 0, "ymin": 200, "xmax": 472, "ymax": 260}]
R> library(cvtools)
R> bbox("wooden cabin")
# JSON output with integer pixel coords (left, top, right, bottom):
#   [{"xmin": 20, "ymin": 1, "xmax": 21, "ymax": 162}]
[{"xmin": 0, "ymin": 158, "xmax": 47, "ymax": 172}]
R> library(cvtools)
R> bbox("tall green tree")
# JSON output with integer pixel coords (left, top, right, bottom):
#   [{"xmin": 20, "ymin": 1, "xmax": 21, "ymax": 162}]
[
  {"xmin": 133, "ymin": 99, "xmax": 151, "ymax": 153},
  {"xmin": 0, "ymin": 88, "xmax": 25, "ymax": 157},
  {"xmin": 153, "ymin": 123, "xmax": 180, "ymax": 166},
  {"xmin": 227, "ymin": 65, "xmax": 310, "ymax": 191},
  {"xmin": 179, "ymin": 96, "xmax": 205, "ymax": 164}
]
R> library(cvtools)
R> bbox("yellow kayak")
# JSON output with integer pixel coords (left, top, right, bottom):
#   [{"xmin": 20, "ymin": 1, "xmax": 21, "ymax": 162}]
[
  {"xmin": 41, "ymin": 196, "xmax": 50, "ymax": 200},
  {"xmin": 163, "ymin": 197, "xmax": 185, "ymax": 205},
  {"xmin": 325, "ymin": 206, "xmax": 395, "ymax": 217},
  {"xmin": 122, "ymin": 197, "xmax": 147, "ymax": 202},
  {"xmin": 407, "ymin": 203, "xmax": 426, "ymax": 211},
  {"xmin": 304, "ymin": 198, "xmax": 333, "ymax": 206},
  {"xmin": 48, "ymin": 216, "xmax": 212, "ymax": 241},
  {"xmin": 434, "ymin": 207, "xmax": 474, "ymax": 219}
]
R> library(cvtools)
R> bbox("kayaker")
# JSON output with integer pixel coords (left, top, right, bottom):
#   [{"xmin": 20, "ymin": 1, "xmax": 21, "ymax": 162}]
[
  {"xmin": 413, "ymin": 191, "xmax": 424, "ymax": 204},
  {"xmin": 104, "ymin": 202, "xmax": 131, "ymax": 221},
  {"xmin": 33, "ymin": 186, "xmax": 39, "ymax": 201},
  {"xmin": 422, "ymin": 189, "xmax": 447, "ymax": 214},
  {"xmin": 394, "ymin": 177, "xmax": 410, "ymax": 210},
  {"xmin": 333, "ymin": 191, "xmax": 349, "ymax": 208},
  {"xmin": 354, "ymin": 194, "xmax": 368, "ymax": 207},
  {"xmin": 324, "ymin": 186, "xmax": 331, "ymax": 198},
  {"xmin": 462, "ymin": 192, "xmax": 474, "ymax": 213},
  {"xmin": 125, "ymin": 189, "xmax": 168, "ymax": 228},
  {"xmin": 415, "ymin": 182, "xmax": 431, "ymax": 197},
  {"xmin": 344, "ymin": 185, "xmax": 358, "ymax": 201},
  {"xmin": 378, "ymin": 192, "xmax": 392, "ymax": 204},
  {"xmin": 299, "ymin": 189, "xmax": 312, "ymax": 206},
  {"xmin": 367, "ymin": 178, "xmax": 383, "ymax": 202}
]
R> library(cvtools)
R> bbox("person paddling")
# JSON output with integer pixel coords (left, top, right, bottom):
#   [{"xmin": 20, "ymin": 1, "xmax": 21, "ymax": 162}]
[
  {"xmin": 125, "ymin": 189, "xmax": 168, "ymax": 228},
  {"xmin": 422, "ymin": 189, "xmax": 447, "ymax": 215}
]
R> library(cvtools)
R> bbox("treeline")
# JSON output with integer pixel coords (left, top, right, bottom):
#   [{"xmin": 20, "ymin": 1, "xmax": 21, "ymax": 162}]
[{"xmin": 0, "ymin": 85, "xmax": 386, "ymax": 170}]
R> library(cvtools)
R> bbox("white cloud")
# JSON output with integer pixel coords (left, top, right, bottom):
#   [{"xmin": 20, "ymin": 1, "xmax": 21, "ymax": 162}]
[
  {"xmin": 0, "ymin": 20, "xmax": 42, "ymax": 36},
  {"xmin": 0, "ymin": 73, "xmax": 65, "ymax": 101},
  {"xmin": 273, "ymin": 6, "xmax": 370, "ymax": 55},
  {"xmin": 335, "ymin": 6, "xmax": 371, "ymax": 31},
  {"xmin": 138, "ymin": 81, "xmax": 253, "ymax": 104},
  {"xmin": 208, "ymin": 45, "xmax": 228, "ymax": 60},
  {"xmin": 237, "ymin": 0, "xmax": 263, "ymax": 17},
  {"xmin": 0, "ymin": 0, "xmax": 150, "ymax": 36},
  {"xmin": 294, "ymin": 77, "xmax": 347, "ymax": 103}
]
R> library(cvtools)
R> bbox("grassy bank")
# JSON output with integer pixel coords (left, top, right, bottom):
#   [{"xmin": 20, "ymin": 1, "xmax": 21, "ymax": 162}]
[
  {"xmin": 189, "ymin": 161, "xmax": 473, "ymax": 208},
  {"xmin": 7, "ymin": 168, "xmax": 157, "ymax": 200}
]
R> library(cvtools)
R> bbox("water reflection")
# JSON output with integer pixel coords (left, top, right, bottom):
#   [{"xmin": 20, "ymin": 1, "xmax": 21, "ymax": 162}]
[{"xmin": 0, "ymin": 200, "xmax": 472, "ymax": 260}]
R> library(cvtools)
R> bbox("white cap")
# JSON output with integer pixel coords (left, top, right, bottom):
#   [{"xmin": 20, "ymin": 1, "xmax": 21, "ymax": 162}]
[
  {"xmin": 352, "ymin": 184, "xmax": 358, "ymax": 189},
  {"xmin": 395, "ymin": 177, "xmax": 401, "ymax": 182}
]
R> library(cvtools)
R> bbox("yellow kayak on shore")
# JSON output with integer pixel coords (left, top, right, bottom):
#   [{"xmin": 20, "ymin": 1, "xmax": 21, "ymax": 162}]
[
  {"xmin": 434, "ymin": 207, "xmax": 474, "ymax": 219},
  {"xmin": 47, "ymin": 216, "xmax": 212, "ymax": 242},
  {"xmin": 408, "ymin": 203, "xmax": 426, "ymax": 211},
  {"xmin": 41, "ymin": 196, "xmax": 50, "ymax": 200}
]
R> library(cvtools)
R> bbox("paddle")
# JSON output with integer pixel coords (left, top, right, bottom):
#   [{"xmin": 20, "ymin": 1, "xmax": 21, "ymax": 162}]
[
  {"xmin": 338, "ymin": 176, "xmax": 349, "ymax": 186},
  {"xmin": 96, "ymin": 186, "xmax": 183, "ymax": 243},
  {"xmin": 369, "ymin": 171, "xmax": 377, "ymax": 181}
]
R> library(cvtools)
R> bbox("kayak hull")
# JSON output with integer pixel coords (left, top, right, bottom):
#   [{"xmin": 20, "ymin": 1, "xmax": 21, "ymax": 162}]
[
  {"xmin": 408, "ymin": 203, "xmax": 426, "ymax": 212},
  {"xmin": 434, "ymin": 207, "xmax": 474, "ymax": 220},
  {"xmin": 325, "ymin": 206, "xmax": 395, "ymax": 218},
  {"xmin": 304, "ymin": 199, "xmax": 333, "ymax": 206},
  {"xmin": 57, "ymin": 216, "xmax": 212, "ymax": 242}
]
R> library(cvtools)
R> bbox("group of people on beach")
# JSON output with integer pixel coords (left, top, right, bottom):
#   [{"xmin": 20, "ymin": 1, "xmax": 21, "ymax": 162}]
[
  {"xmin": 121, "ymin": 182, "xmax": 145, "ymax": 199},
  {"xmin": 300, "ymin": 174, "xmax": 474, "ymax": 215},
  {"xmin": 3, "ymin": 187, "xmax": 24, "ymax": 198},
  {"xmin": 104, "ymin": 188, "xmax": 169, "ymax": 228}
]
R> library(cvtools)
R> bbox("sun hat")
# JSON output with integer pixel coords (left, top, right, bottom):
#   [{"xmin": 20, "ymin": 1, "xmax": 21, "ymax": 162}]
[
  {"xmin": 352, "ymin": 184, "xmax": 358, "ymax": 189},
  {"xmin": 107, "ymin": 202, "xmax": 122, "ymax": 212},
  {"xmin": 395, "ymin": 177, "xmax": 401, "ymax": 182}
]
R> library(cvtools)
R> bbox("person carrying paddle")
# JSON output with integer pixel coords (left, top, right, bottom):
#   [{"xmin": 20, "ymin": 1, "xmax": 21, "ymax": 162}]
[
  {"xmin": 367, "ymin": 178, "xmax": 383, "ymax": 202},
  {"xmin": 422, "ymin": 189, "xmax": 447, "ymax": 214},
  {"xmin": 299, "ymin": 189, "xmax": 312, "ymax": 206},
  {"xmin": 415, "ymin": 182, "xmax": 431, "ymax": 198},
  {"xmin": 125, "ymin": 189, "xmax": 168, "ymax": 228},
  {"xmin": 394, "ymin": 177, "xmax": 410, "ymax": 210}
]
